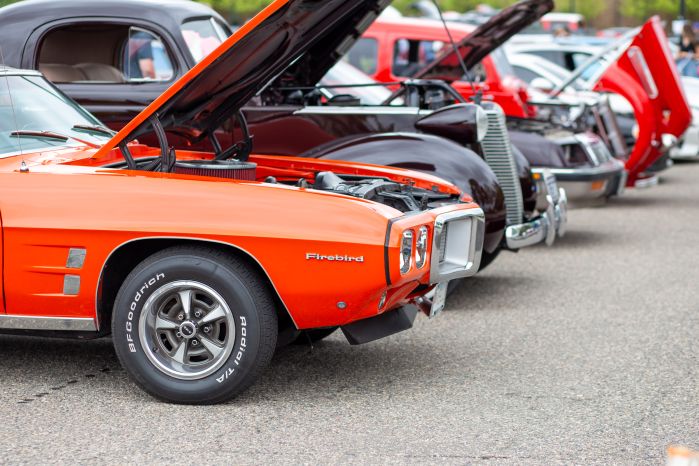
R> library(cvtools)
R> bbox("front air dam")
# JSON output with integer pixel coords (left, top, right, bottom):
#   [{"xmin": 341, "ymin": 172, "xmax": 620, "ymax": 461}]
[{"xmin": 341, "ymin": 306, "xmax": 419, "ymax": 345}]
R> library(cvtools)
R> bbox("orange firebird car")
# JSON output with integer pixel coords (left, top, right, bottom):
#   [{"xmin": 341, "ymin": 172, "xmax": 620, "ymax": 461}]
[{"xmin": 0, "ymin": 0, "xmax": 485, "ymax": 404}]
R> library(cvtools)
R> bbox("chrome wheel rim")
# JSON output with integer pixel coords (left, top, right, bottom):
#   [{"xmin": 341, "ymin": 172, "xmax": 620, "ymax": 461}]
[{"xmin": 139, "ymin": 280, "xmax": 236, "ymax": 380}]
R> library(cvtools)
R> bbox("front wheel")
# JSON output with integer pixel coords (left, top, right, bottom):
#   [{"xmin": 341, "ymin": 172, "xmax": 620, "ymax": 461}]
[{"xmin": 112, "ymin": 246, "xmax": 278, "ymax": 404}]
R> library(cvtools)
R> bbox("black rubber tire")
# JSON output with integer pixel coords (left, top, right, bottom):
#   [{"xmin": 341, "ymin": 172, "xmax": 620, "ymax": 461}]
[
  {"xmin": 112, "ymin": 246, "xmax": 277, "ymax": 405},
  {"xmin": 292, "ymin": 327, "xmax": 338, "ymax": 345}
]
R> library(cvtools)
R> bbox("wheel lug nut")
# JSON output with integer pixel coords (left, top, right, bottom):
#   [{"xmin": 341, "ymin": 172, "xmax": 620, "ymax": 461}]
[
  {"xmin": 177, "ymin": 313, "xmax": 184, "ymax": 320},
  {"xmin": 203, "ymin": 326, "xmax": 212, "ymax": 333},
  {"xmin": 194, "ymin": 311, "xmax": 203, "ymax": 318},
  {"xmin": 176, "ymin": 332, "xmax": 182, "ymax": 338},
  {"xmin": 191, "ymin": 339, "xmax": 199, "ymax": 346}
]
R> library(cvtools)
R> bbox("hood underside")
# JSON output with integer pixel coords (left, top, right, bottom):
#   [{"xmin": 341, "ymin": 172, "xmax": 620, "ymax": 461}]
[
  {"xmin": 413, "ymin": 0, "xmax": 553, "ymax": 81},
  {"xmin": 98, "ymin": 0, "xmax": 390, "ymax": 153}
]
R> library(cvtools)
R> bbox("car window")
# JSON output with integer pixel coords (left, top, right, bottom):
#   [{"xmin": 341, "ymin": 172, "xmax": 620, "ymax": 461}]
[
  {"xmin": 571, "ymin": 52, "xmax": 591, "ymax": 69},
  {"xmin": 123, "ymin": 28, "xmax": 174, "ymax": 81},
  {"xmin": 512, "ymin": 65, "xmax": 540, "ymax": 83},
  {"xmin": 181, "ymin": 18, "xmax": 229, "ymax": 63},
  {"xmin": 345, "ymin": 38, "xmax": 379, "ymax": 75},
  {"xmin": 321, "ymin": 61, "xmax": 393, "ymax": 105},
  {"xmin": 0, "ymin": 74, "xmax": 109, "ymax": 156},
  {"xmin": 528, "ymin": 50, "xmax": 566, "ymax": 69},
  {"xmin": 37, "ymin": 24, "xmax": 175, "ymax": 84},
  {"xmin": 392, "ymin": 39, "xmax": 445, "ymax": 77}
]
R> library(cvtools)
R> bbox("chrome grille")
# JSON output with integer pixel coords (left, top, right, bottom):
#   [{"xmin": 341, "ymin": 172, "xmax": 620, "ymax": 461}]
[
  {"xmin": 438, "ymin": 223, "xmax": 448, "ymax": 263},
  {"xmin": 481, "ymin": 105, "xmax": 523, "ymax": 226}
]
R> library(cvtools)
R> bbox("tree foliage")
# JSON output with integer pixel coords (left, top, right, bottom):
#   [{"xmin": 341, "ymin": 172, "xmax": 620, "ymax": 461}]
[{"xmin": 0, "ymin": 0, "xmax": 697, "ymax": 26}]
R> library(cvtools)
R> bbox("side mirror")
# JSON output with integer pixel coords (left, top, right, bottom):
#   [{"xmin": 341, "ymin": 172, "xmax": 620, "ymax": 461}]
[{"xmin": 530, "ymin": 77, "xmax": 555, "ymax": 92}]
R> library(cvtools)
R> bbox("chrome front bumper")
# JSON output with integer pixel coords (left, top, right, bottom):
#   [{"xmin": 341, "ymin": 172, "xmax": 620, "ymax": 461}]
[
  {"xmin": 540, "ymin": 159, "xmax": 627, "ymax": 200},
  {"xmin": 506, "ymin": 171, "xmax": 568, "ymax": 250}
]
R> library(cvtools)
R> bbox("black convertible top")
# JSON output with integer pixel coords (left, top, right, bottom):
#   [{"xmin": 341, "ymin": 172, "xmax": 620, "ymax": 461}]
[{"xmin": 0, "ymin": 0, "xmax": 227, "ymax": 67}]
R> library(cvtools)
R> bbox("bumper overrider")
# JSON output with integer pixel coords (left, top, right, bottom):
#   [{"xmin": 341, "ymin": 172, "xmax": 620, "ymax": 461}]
[
  {"xmin": 505, "ymin": 170, "xmax": 568, "ymax": 250},
  {"xmin": 341, "ymin": 204, "xmax": 485, "ymax": 345}
]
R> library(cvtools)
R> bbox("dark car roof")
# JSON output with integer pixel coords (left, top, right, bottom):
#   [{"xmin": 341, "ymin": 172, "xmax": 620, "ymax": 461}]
[{"xmin": 0, "ymin": 0, "xmax": 226, "ymax": 67}]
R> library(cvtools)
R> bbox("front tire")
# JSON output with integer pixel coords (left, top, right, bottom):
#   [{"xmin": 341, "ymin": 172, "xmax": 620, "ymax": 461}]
[{"xmin": 112, "ymin": 246, "xmax": 277, "ymax": 404}]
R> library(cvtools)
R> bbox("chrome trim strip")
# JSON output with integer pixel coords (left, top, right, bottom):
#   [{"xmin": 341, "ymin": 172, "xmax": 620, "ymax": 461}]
[
  {"xmin": 0, "ymin": 315, "xmax": 97, "ymax": 332},
  {"xmin": 295, "ymin": 106, "xmax": 419, "ymax": 115},
  {"xmin": 532, "ymin": 161, "xmax": 624, "ymax": 178}
]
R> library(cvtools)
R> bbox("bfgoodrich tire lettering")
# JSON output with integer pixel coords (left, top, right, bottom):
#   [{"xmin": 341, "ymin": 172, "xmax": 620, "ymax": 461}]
[{"xmin": 112, "ymin": 246, "xmax": 277, "ymax": 404}]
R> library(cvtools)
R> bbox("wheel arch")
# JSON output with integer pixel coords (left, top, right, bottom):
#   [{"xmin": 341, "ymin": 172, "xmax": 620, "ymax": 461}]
[{"xmin": 96, "ymin": 237, "xmax": 295, "ymax": 335}]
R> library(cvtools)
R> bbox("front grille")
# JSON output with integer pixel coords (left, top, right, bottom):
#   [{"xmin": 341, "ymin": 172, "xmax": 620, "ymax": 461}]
[
  {"xmin": 481, "ymin": 105, "xmax": 524, "ymax": 226},
  {"xmin": 438, "ymin": 223, "xmax": 448, "ymax": 263}
]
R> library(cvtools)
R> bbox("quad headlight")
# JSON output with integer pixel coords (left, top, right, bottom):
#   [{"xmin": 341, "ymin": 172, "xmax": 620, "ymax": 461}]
[
  {"xmin": 400, "ymin": 230, "xmax": 414, "ymax": 274},
  {"xmin": 415, "ymin": 226, "xmax": 429, "ymax": 269}
]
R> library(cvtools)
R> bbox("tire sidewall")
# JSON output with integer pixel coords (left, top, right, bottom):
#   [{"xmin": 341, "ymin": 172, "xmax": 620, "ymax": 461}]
[{"xmin": 112, "ymin": 254, "xmax": 261, "ymax": 403}]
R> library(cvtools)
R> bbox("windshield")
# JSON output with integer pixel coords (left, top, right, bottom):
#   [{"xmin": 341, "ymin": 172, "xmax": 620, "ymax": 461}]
[
  {"xmin": 536, "ymin": 59, "xmax": 585, "ymax": 90},
  {"xmin": 490, "ymin": 47, "xmax": 516, "ymax": 78},
  {"xmin": 0, "ymin": 74, "xmax": 108, "ymax": 156},
  {"xmin": 320, "ymin": 61, "xmax": 393, "ymax": 105},
  {"xmin": 182, "ymin": 18, "xmax": 230, "ymax": 63}
]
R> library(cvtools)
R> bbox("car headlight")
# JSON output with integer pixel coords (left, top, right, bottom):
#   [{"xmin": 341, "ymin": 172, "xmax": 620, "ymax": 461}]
[
  {"xmin": 415, "ymin": 226, "xmax": 429, "ymax": 269},
  {"xmin": 476, "ymin": 106, "xmax": 488, "ymax": 142},
  {"xmin": 400, "ymin": 230, "xmax": 414, "ymax": 274}
]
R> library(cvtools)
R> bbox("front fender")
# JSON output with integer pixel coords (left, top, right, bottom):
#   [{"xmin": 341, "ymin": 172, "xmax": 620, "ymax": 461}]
[{"xmin": 302, "ymin": 132, "xmax": 506, "ymax": 254}]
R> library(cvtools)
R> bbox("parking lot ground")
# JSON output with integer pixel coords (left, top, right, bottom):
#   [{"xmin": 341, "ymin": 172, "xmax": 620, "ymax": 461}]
[{"xmin": 1, "ymin": 162, "xmax": 699, "ymax": 464}]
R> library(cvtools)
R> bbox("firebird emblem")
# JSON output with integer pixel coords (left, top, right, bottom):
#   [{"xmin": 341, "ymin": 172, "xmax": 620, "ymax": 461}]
[{"xmin": 306, "ymin": 253, "xmax": 364, "ymax": 263}]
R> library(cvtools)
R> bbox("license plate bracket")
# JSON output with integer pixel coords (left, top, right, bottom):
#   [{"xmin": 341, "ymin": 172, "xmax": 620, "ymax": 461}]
[{"xmin": 430, "ymin": 281, "xmax": 448, "ymax": 318}]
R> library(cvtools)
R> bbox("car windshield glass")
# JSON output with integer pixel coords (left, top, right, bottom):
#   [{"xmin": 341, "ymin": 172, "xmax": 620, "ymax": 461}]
[
  {"xmin": 490, "ymin": 47, "xmax": 516, "ymax": 78},
  {"xmin": 0, "ymin": 74, "xmax": 108, "ymax": 156},
  {"xmin": 536, "ymin": 59, "xmax": 584, "ymax": 91},
  {"xmin": 320, "ymin": 61, "xmax": 393, "ymax": 105},
  {"xmin": 182, "ymin": 18, "xmax": 229, "ymax": 63}
]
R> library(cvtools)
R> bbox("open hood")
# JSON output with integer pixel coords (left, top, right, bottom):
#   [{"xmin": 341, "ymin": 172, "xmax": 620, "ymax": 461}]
[
  {"xmin": 592, "ymin": 17, "xmax": 691, "ymax": 185},
  {"xmin": 413, "ymin": 0, "xmax": 553, "ymax": 81},
  {"xmin": 95, "ymin": 0, "xmax": 390, "ymax": 155}
]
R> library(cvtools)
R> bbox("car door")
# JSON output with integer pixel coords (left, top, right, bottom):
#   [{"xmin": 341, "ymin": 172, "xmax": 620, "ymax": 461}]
[{"xmin": 21, "ymin": 19, "xmax": 189, "ymax": 131}]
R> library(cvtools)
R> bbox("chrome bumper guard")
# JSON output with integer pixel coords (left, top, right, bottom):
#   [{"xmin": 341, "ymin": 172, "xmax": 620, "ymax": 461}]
[
  {"xmin": 507, "ymin": 172, "xmax": 568, "ymax": 250},
  {"xmin": 429, "ymin": 208, "xmax": 485, "ymax": 283}
]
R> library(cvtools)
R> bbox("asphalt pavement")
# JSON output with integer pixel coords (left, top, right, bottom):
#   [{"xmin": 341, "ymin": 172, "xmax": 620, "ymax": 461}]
[{"xmin": 1, "ymin": 162, "xmax": 699, "ymax": 464}]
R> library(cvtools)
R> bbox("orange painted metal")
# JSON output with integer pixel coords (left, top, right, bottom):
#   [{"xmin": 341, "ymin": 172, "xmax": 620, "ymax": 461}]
[
  {"xmin": 0, "ymin": 154, "xmax": 476, "ymax": 329},
  {"xmin": 0, "ymin": 0, "xmax": 482, "ymax": 331}
]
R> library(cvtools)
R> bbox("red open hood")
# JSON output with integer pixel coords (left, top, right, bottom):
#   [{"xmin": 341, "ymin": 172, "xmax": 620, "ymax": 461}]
[{"xmin": 594, "ymin": 17, "xmax": 691, "ymax": 185}]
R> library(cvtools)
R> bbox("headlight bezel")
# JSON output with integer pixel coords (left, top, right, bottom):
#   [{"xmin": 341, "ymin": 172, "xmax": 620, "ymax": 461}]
[
  {"xmin": 415, "ymin": 225, "xmax": 429, "ymax": 269},
  {"xmin": 399, "ymin": 229, "xmax": 414, "ymax": 275}
]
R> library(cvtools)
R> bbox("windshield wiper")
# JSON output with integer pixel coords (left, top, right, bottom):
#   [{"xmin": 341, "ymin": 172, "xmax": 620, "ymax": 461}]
[
  {"xmin": 10, "ymin": 129, "xmax": 101, "ymax": 149},
  {"xmin": 72, "ymin": 124, "xmax": 116, "ymax": 136},
  {"xmin": 10, "ymin": 130, "xmax": 69, "ymax": 141}
]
